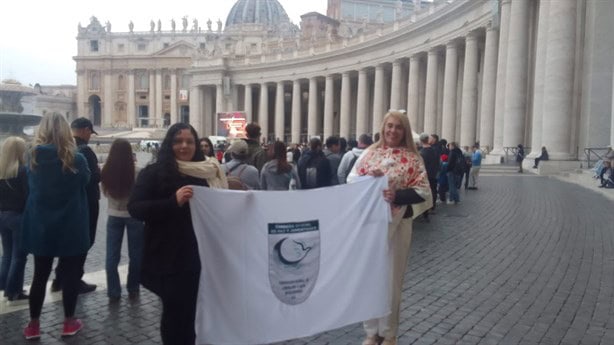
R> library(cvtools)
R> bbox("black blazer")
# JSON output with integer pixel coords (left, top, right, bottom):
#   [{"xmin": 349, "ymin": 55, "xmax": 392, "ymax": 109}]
[{"xmin": 128, "ymin": 163, "xmax": 208, "ymax": 279}]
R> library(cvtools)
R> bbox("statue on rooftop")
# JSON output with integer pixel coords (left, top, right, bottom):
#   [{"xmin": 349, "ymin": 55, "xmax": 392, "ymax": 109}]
[
  {"xmin": 207, "ymin": 18, "xmax": 212, "ymax": 32},
  {"xmin": 182, "ymin": 16, "xmax": 188, "ymax": 32},
  {"xmin": 193, "ymin": 18, "xmax": 198, "ymax": 32},
  {"xmin": 158, "ymin": 19, "xmax": 162, "ymax": 32},
  {"xmin": 217, "ymin": 19, "xmax": 222, "ymax": 32},
  {"xmin": 105, "ymin": 21, "xmax": 111, "ymax": 33},
  {"xmin": 129, "ymin": 21, "xmax": 134, "ymax": 33},
  {"xmin": 171, "ymin": 19, "xmax": 176, "ymax": 33},
  {"xmin": 150, "ymin": 20, "xmax": 155, "ymax": 32}
]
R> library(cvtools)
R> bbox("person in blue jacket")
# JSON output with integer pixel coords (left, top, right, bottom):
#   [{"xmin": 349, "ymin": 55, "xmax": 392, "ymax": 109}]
[{"xmin": 21, "ymin": 113, "xmax": 91, "ymax": 340}]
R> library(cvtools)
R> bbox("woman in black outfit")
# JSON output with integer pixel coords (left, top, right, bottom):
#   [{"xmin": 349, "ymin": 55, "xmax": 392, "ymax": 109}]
[{"xmin": 128, "ymin": 123, "xmax": 209, "ymax": 345}]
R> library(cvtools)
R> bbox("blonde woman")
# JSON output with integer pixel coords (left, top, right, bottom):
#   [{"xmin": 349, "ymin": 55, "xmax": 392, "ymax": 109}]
[
  {"xmin": 21, "ymin": 113, "xmax": 91, "ymax": 340},
  {"xmin": 0, "ymin": 136, "xmax": 29, "ymax": 304},
  {"xmin": 348, "ymin": 111, "xmax": 432, "ymax": 345}
]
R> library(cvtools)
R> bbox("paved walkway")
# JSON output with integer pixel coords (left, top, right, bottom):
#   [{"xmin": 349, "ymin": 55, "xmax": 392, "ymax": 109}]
[{"xmin": 1, "ymin": 173, "xmax": 613, "ymax": 344}]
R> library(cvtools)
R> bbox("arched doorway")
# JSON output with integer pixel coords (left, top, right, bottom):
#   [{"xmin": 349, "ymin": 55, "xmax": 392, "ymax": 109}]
[
  {"xmin": 163, "ymin": 113, "xmax": 171, "ymax": 127},
  {"xmin": 88, "ymin": 95, "xmax": 102, "ymax": 126}
]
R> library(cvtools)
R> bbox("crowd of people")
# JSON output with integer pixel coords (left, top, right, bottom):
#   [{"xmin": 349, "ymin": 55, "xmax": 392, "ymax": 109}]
[{"xmin": 0, "ymin": 109, "xmax": 554, "ymax": 345}]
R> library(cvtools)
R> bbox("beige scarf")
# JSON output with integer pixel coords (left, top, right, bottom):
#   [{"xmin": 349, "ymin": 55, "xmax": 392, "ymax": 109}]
[{"xmin": 176, "ymin": 157, "xmax": 228, "ymax": 189}]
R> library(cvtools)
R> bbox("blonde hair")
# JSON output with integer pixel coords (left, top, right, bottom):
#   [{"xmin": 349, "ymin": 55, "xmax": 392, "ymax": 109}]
[
  {"xmin": 372, "ymin": 111, "xmax": 418, "ymax": 153},
  {"xmin": 31, "ymin": 113, "xmax": 77, "ymax": 172},
  {"xmin": 0, "ymin": 136, "xmax": 27, "ymax": 179}
]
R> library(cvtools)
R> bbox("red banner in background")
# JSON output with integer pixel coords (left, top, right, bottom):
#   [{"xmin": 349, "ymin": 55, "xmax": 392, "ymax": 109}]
[{"xmin": 217, "ymin": 112, "xmax": 247, "ymax": 138}]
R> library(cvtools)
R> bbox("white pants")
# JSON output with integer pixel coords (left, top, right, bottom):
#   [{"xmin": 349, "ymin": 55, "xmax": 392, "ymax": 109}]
[
  {"xmin": 363, "ymin": 218, "xmax": 413, "ymax": 339},
  {"xmin": 469, "ymin": 166, "xmax": 481, "ymax": 187}
]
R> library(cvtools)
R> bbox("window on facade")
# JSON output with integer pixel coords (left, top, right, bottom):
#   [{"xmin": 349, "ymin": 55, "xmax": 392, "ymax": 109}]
[
  {"xmin": 164, "ymin": 75, "xmax": 171, "ymax": 90},
  {"xmin": 118, "ymin": 75, "xmax": 125, "ymax": 90},
  {"xmin": 164, "ymin": 95, "xmax": 170, "ymax": 100},
  {"xmin": 164, "ymin": 43, "xmax": 170, "ymax": 48},
  {"xmin": 251, "ymin": 43, "xmax": 257, "ymax": 50},
  {"xmin": 181, "ymin": 75, "xmax": 190, "ymax": 89},
  {"xmin": 117, "ymin": 43, "xmax": 125, "ymax": 52},
  {"xmin": 139, "ymin": 95, "xmax": 147, "ymax": 100},
  {"xmin": 225, "ymin": 43, "xmax": 232, "ymax": 50},
  {"xmin": 137, "ymin": 71, "xmax": 149, "ymax": 89},
  {"xmin": 137, "ymin": 43, "xmax": 147, "ymax": 51},
  {"xmin": 90, "ymin": 40, "xmax": 99, "ymax": 52},
  {"xmin": 200, "ymin": 43, "xmax": 206, "ymax": 50},
  {"xmin": 90, "ymin": 72, "xmax": 100, "ymax": 90}
]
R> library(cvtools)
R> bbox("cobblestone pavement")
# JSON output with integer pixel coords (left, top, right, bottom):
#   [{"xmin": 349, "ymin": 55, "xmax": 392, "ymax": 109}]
[{"xmin": 1, "ymin": 173, "xmax": 613, "ymax": 345}]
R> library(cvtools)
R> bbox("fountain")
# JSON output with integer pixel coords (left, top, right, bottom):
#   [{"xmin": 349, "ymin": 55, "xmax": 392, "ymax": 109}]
[{"xmin": 0, "ymin": 79, "xmax": 42, "ymax": 139}]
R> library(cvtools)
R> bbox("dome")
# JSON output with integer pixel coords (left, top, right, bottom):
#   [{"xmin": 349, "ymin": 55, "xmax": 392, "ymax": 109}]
[{"xmin": 225, "ymin": 0, "xmax": 291, "ymax": 29}]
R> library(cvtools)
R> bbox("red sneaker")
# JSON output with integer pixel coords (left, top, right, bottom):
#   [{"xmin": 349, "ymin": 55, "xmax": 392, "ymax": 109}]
[
  {"xmin": 61, "ymin": 318, "xmax": 83, "ymax": 337},
  {"xmin": 23, "ymin": 321, "xmax": 41, "ymax": 340}
]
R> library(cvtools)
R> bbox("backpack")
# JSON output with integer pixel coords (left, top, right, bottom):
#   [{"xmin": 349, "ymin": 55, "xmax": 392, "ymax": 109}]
[
  {"xmin": 453, "ymin": 153, "xmax": 466, "ymax": 175},
  {"xmin": 343, "ymin": 154, "xmax": 360, "ymax": 181},
  {"xmin": 226, "ymin": 163, "xmax": 248, "ymax": 190},
  {"xmin": 303, "ymin": 157, "xmax": 322, "ymax": 189}
]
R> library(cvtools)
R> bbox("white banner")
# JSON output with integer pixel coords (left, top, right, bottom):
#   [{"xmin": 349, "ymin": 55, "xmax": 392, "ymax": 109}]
[{"xmin": 190, "ymin": 177, "xmax": 392, "ymax": 345}]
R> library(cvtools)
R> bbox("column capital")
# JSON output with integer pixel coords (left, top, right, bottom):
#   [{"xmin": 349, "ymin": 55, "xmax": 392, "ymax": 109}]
[
  {"xmin": 358, "ymin": 68, "xmax": 368, "ymax": 75},
  {"xmin": 428, "ymin": 47, "xmax": 440, "ymax": 55},
  {"xmin": 501, "ymin": 0, "xmax": 511, "ymax": 6},
  {"xmin": 466, "ymin": 31, "xmax": 479, "ymax": 42},
  {"xmin": 410, "ymin": 54, "xmax": 421, "ymax": 63},
  {"xmin": 446, "ymin": 40, "xmax": 458, "ymax": 50},
  {"xmin": 485, "ymin": 20, "xmax": 498, "ymax": 32},
  {"xmin": 325, "ymin": 74, "xmax": 334, "ymax": 81}
]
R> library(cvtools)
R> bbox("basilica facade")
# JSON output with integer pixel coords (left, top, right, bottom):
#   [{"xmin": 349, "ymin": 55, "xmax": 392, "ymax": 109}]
[{"xmin": 75, "ymin": 0, "xmax": 614, "ymax": 162}]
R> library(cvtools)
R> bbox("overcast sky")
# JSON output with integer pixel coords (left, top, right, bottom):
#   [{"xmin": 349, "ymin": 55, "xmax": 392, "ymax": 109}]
[{"xmin": 0, "ymin": 0, "xmax": 327, "ymax": 86}]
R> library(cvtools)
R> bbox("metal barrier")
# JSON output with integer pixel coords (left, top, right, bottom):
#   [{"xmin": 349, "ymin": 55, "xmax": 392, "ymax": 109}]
[
  {"xmin": 503, "ymin": 146, "xmax": 531, "ymax": 164},
  {"xmin": 583, "ymin": 147, "xmax": 611, "ymax": 168}
]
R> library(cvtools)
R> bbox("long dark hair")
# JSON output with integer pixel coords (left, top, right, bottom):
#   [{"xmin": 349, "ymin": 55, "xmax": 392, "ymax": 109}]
[
  {"xmin": 272, "ymin": 141, "xmax": 291, "ymax": 174},
  {"xmin": 156, "ymin": 123, "xmax": 204, "ymax": 184},
  {"xmin": 101, "ymin": 139, "xmax": 135, "ymax": 199},
  {"xmin": 199, "ymin": 137, "xmax": 215, "ymax": 157}
]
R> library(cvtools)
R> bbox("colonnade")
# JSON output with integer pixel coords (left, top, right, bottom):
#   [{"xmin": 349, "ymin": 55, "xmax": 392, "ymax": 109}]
[{"xmin": 187, "ymin": 0, "xmax": 605, "ymax": 160}]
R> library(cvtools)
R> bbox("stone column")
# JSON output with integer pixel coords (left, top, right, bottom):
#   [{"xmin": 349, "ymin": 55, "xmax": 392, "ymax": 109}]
[
  {"xmin": 103, "ymin": 72, "xmax": 113, "ymax": 127},
  {"xmin": 612, "ymin": 63, "xmax": 614, "ymax": 148},
  {"xmin": 155, "ymin": 71, "xmax": 163, "ymax": 127},
  {"xmin": 189, "ymin": 85, "xmax": 202, "ymax": 134},
  {"xmin": 502, "ymin": 0, "xmax": 530, "ymax": 148},
  {"xmin": 529, "ymin": 0, "xmax": 550, "ymax": 157},
  {"xmin": 259, "ymin": 83, "xmax": 269, "ymax": 142},
  {"xmin": 442, "ymin": 41, "xmax": 458, "ymax": 141},
  {"xmin": 541, "ymin": 0, "xmax": 577, "ymax": 160},
  {"xmin": 170, "ymin": 71, "xmax": 178, "ymax": 124},
  {"xmin": 424, "ymin": 49, "xmax": 439, "ymax": 134},
  {"xmin": 215, "ymin": 84, "xmax": 224, "ymax": 117},
  {"xmin": 308, "ymin": 77, "xmax": 318, "ymax": 138},
  {"xmin": 407, "ymin": 55, "xmax": 420, "ymax": 130},
  {"xmin": 77, "ymin": 70, "xmax": 87, "ymax": 117},
  {"xmin": 148, "ymin": 71, "xmax": 155, "ymax": 125},
  {"xmin": 292, "ymin": 80, "xmax": 302, "ymax": 144},
  {"xmin": 245, "ymin": 84, "xmax": 253, "ymax": 123},
  {"xmin": 275, "ymin": 81, "xmax": 285, "ymax": 141},
  {"xmin": 356, "ymin": 69, "xmax": 369, "ymax": 136},
  {"xmin": 127, "ymin": 71, "xmax": 136, "ymax": 127},
  {"xmin": 479, "ymin": 24, "xmax": 499, "ymax": 151},
  {"xmin": 340, "ymin": 72, "xmax": 351, "ymax": 139},
  {"xmin": 492, "ymin": 0, "xmax": 512, "ymax": 154},
  {"xmin": 372, "ymin": 65, "xmax": 386, "ymax": 134},
  {"xmin": 390, "ymin": 61, "xmax": 403, "ymax": 110},
  {"xmin": 324, "ymin": 75, "xmax": 334, "ymax": 139},
  {"xmin": 460, "ymin": 33, "xmax": 479, "ymax": 147},
  {"xmin": 203, "ymin": 88, "xmax": 213, "ymax": 135}
]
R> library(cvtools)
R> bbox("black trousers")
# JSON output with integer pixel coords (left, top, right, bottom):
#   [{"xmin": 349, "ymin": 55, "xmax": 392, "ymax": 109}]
[
  {"xmin": 56, "ymin": 200, "xmax": 99, "ymax": 284},
  {"xmin": 156, "ymin": 271, "xmax": 200, "ymax": 345},
  {"xmin": 30, "ymin": 256, "xmax": 81, "ymax": 319}
]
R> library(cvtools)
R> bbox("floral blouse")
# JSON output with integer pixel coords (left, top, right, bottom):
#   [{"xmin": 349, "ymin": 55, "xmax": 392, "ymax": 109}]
[{"xmin": 354, "ymin": 145, "xmax": 431, "ymax": 198}]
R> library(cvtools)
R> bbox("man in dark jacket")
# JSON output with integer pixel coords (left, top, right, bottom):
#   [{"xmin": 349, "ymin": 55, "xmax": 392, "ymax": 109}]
[
  {"xmin": 297, "ymin": 138, "xmax": 332, "ymax": 189},
  {"xmin": 243, "ymin": 123, "xmax": 267, "ymax": 172},
  {"xmin": 419, "ymin": 133, "xmax": 439, "ymax": 216},
  {"xmin": 52, "ymin": 117, "xmax": 99, "ymax": 294},
  {"xmin": 446, "ymin": 142, "xmax": 463, "ymax": 204}
]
